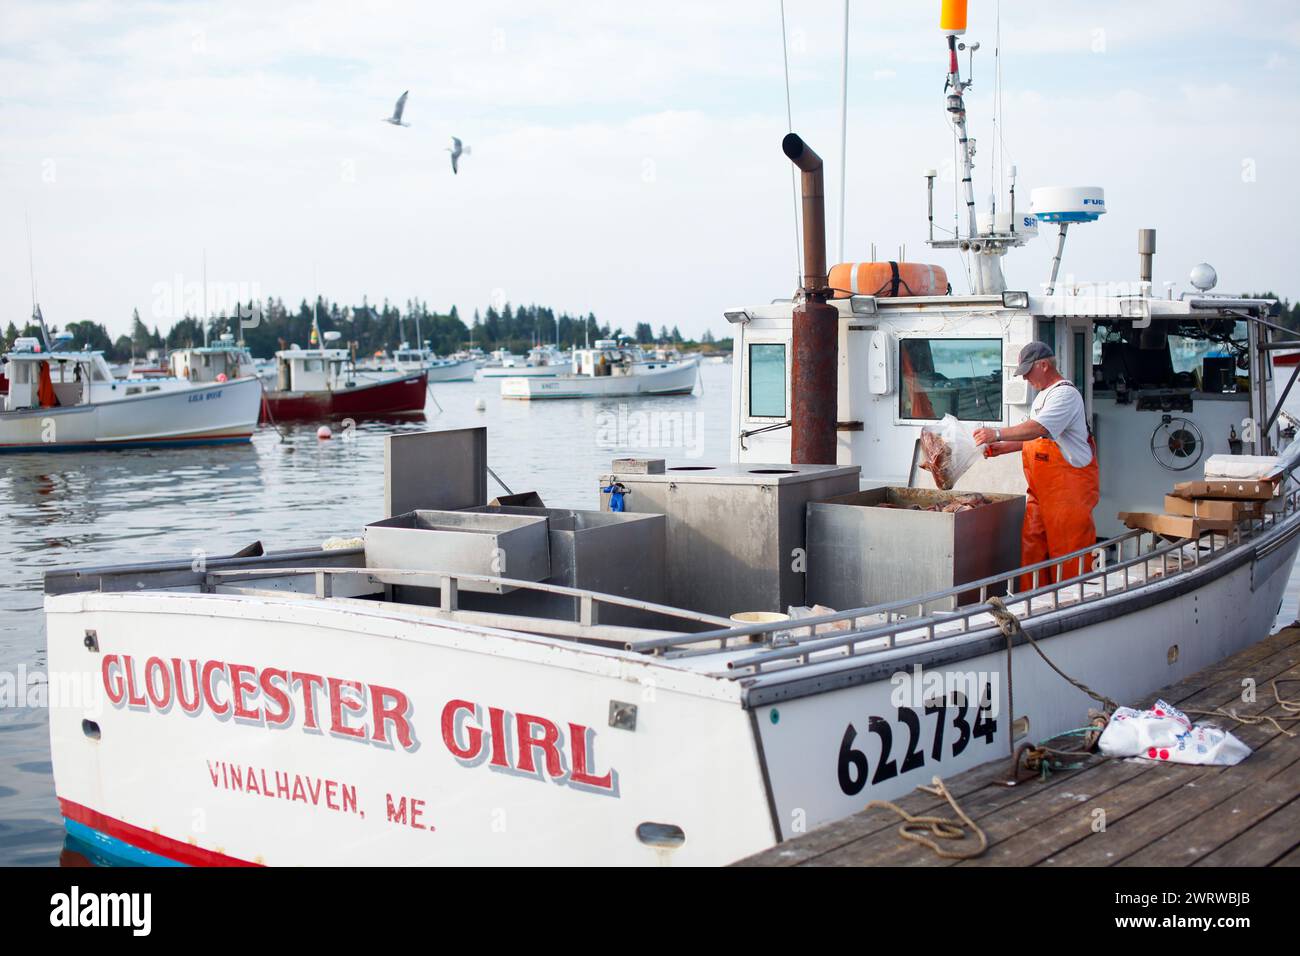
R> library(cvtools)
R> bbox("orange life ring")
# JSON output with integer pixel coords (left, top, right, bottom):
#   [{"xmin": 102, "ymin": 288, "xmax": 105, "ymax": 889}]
[{"xmin": 829, "ymin": 262, "xmax": 949, "ymax": 299}]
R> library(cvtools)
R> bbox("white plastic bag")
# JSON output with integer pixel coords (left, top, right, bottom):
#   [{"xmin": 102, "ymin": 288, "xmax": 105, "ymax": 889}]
[
  {"xmin": 919, "ymin": 414, "xmax": 980, "ymax": 490},
  {"xmin": 1097, "ymin": 698, "xmax": 1251, "ymax": 766}
]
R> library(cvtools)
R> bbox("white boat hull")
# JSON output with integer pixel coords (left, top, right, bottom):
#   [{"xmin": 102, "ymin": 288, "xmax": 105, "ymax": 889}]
[
  {"xmin": 478, "ymin": 365, "xmax": 566, "ymax": 379},
  {"xmin": 424, "ymin": 360, "xmax": 477, "ymax": 383},
  {"xmin": 0, "ymin": 376, "xmax": 262, "ymax": 451},
  {"xmin": 44, "ymin": 514, "xmax": 1300, "ymax": 865},
  {"xmin": 500, "ymin": 357, "xmax": 699, "ymax": 400}
]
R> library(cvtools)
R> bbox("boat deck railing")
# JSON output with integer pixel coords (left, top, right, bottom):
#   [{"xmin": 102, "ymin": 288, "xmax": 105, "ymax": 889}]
[
  {"xmin": 622, "ymin": 484, "xmax": 1300, "ymax": 678},
  {"xmin": 203, "ymin": 565, "xmax": 735, "ymax": 635},
  {"xmin": 196, "ymin": 485, "xmax": 1300, "ymax": 672}
]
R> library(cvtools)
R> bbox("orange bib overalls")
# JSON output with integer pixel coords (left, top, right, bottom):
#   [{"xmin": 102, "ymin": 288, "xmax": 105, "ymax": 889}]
[{"xmin": 1018, "ymin": 387, "xmax": 1099, "ymax": 592}]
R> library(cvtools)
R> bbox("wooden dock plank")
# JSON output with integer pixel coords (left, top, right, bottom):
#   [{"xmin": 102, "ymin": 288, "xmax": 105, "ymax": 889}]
[
  {"xmin": 991, "ymin": 647, "xmax": 1300, "ymax": 866},
  {"xmin": 1193, "ymin": 794, "xmax": 1300, "ymax": 866},
  {"xmin": 1274, "ymin": 845, "xmax": 1300, "ymax": 866},
  {"xmin": 1041, "ymin": 738, "xmax": 1298, "ymax": 866},
  {"xmin": 1007, "ymin": 700, "xmax": 1300, "ymax": 867},
  {"xmin": 950, "ymin": 650, "xmax": 1300, "ymax": 867},
  {"xmin": 740, "ymin": 626, "xmax": 1300, "ymax": 868},
  {"xmin": 1120, "ymin": 755, "xmax": 1300, "ymax": 867}
]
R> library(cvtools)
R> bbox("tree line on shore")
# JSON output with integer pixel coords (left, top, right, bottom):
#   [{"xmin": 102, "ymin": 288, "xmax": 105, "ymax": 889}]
[{"xmin": 2, "ymin": 298, "xmax": 729, "ymax": 362}]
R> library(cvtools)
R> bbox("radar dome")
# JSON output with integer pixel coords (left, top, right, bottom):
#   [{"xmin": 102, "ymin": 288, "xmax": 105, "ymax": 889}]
[
  {"xmin": 1190, "ymin": 263, "xmax": 1218, "ymax": 292},
  {"xmin": 1029, "ymin": 186, "xmax": 1107, "ymax": 223}
]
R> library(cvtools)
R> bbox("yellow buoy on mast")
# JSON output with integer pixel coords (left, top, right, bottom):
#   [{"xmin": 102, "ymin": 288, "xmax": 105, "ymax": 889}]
[{"xmin": 940, "ymin": 0, "xmax": 968, "ymax": 35}]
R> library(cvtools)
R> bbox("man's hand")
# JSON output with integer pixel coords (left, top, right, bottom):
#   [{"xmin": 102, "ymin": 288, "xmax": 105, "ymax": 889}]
[
  {"xmin": 972, "ymin": 427, "xmax": 998, "ymax": 446},
  {"xmin": 983, "ymin": 441, "xmax": 1018, "ymax": 458}
]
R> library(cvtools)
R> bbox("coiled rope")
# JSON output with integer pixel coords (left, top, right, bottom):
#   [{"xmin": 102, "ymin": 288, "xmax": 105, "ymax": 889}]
[{"xmin": 865, "ymin": 775, "xmax": 988, "ymax": 860}]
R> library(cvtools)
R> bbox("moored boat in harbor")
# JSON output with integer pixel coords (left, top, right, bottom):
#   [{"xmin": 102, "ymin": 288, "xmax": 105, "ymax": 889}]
[
  {"xmin": 477, "ymin": 344, "xmax": 572, "ymax": 379},
  {"xmin": 1, "ymin": 329, "xmax": 260, "ymax": 452},
  {"xmin": 499, "ymin": 339, "xmax": 698, "ymax": 400},
  {"xmin": 262, "ymin": 344, "xmax": 427, "ymax": 421}
]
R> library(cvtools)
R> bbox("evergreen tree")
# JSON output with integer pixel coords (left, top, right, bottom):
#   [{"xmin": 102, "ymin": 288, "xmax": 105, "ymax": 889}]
[{"xmin": 129, "ymin": 308, "xmax": 151, "ymax": 355}]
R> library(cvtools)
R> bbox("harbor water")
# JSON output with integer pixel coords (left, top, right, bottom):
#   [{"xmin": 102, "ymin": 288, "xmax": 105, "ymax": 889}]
[{"xmin": 1, "ymin": 361, "xmax": 1296, "ymax": 865}]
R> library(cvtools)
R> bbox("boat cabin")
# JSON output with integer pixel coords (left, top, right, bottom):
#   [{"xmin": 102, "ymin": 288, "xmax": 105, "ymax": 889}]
[
  {"xmin": 391, "ymin": 343, "xmax": 432, "ymax": 373},
  {"xmin": 726, "ymin": 288, "xmax": 1280, "ymax": 537},
  {"xmin": 3, "ymin": 339, "xmax": 118, "ymax": 412},
  {"xmin": 573, "ymin": 339, "xmax": 646, "ymax": 377},
  {"xmin": 274, "ymin": 346, "xmax": 355, "ymax": 393},
  {"xmin": 170, "ymin": 335, "xmax": 256, "ymax": 384}
]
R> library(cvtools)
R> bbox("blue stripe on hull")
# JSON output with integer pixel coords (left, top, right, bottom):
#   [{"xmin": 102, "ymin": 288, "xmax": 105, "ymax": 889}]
[
  {"xmin": 0, "ymin": 436, "xmax": 252, "ymax": 454},
  {"xmin": 63, "ymin": 818, "xmax": 187, "ymax": 868}
]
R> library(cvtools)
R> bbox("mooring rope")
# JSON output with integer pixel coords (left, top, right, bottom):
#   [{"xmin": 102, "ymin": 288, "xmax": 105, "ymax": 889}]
[
  {"xmin": 866, "ymin": 775, "xmax": 988, "ymax": 860},
  {"xmin": 986, "ymin": 596, "xmax": 1121, "ymax": 714}
]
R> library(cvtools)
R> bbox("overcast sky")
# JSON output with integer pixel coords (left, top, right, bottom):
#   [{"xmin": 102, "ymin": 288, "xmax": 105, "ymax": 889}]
[{"xmin": 2, "ymin": 1, "xmax": 1298, "ymax": 341}]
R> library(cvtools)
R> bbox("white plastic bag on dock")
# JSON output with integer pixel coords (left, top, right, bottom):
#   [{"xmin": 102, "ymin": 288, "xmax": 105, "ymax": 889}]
[
  {"xmin": 919, "ymin": 414, "xmax": 980, "ymax": 491},
  {"xmin": 1098, "ymin": 698, "xmax": 1251, "ymax": 766}
]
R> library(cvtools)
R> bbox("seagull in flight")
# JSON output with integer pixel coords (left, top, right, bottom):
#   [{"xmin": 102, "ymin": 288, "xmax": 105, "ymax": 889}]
[
  {"xmin": 446, "ymin": 136, "xmax": 470, "ymax": 174},
  {"xmin": 384, "ymin": 91, "xmax": 410, "ymax": 127}
]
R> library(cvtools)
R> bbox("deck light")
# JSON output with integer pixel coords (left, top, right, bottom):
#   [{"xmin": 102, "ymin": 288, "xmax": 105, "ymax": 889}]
[
  {"xmin": 1001, "ymin": 291, "xmax": 1029, "ymax": 310},
  {"xmin": 723, "ymin": 310, "xmax": 753, "ymax": 324},
  {"xmin": 849, "ymin": 295, "xmax": 878, "ymax": 315}
]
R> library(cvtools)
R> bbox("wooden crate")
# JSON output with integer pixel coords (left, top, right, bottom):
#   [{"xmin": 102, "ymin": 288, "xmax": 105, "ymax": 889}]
[{"xmin": 1163, "ymin": 495, "xmax": 1264, "ymax": 522}]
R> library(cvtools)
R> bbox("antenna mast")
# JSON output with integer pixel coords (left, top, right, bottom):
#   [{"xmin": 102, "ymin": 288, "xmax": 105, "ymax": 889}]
[
  {"xmin": 202, "ymin": 249, "xmax": 210, "ymax": 348},
  {"xmin": 837, "ymin": 0, "xmax": 850, "ymax": 264},
  {"xmin": 26, "ymin": 213, "xmax": 52, "ymax": 351},
  {"xmin": 925, "ymin": 0, "xmax": 1031, "ymax": 295}
]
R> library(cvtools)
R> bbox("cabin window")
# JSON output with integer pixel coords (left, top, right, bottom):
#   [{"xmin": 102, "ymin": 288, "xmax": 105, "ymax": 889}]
[
  {"xmin": 748, "ymin": 343, "xmax": 787, "ymax": 418},
  {"xmin": 1093, "ymin": 320, "xmax": 1248, "ymax": 393},
  {"xmin": 304, "ymin": 359, "xmax": 323, "ymax": 372},
  {"xmin": 898, "ymin": 338, "xmax": 1003, "ymax": 421}
]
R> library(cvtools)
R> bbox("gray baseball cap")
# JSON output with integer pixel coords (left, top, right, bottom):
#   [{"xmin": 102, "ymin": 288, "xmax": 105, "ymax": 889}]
[{"xmin": 1015, "ymin": 341, "xmax": 1055, "ymax": 376}]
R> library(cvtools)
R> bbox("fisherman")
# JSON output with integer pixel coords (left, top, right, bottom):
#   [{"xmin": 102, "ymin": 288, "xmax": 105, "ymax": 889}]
[{"xmin": 973, "ymin": 342, "xmax": 1099, "ymax": 586}]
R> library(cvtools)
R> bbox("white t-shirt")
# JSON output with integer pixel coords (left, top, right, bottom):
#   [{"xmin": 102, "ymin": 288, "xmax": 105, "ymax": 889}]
[{"xmin": 1030, "ymin": 380, "xmax": 1093, "ymax": 467}]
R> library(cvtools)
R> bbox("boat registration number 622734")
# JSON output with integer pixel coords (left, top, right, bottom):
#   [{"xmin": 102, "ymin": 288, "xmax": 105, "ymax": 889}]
[{"xmin": 836, "ymin": 683, "xmax": 998, "ymax": 794}]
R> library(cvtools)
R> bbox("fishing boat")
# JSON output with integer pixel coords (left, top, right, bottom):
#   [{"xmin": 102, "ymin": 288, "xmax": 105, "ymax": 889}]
[
  {"xmin": 360, "ymin": 343, "xmax": 476, "ymax": 383},
  {"xmin": 262, "ymin": 343, "xmax": 427, "ymax": 421},
  {"xmin": 1, "ymin": 333, "xmax": 261, "ymax": 452},
  {"xmin": 499, "ymin": 339, "xmax": 698, "ymax": 400},
  {"xmin": 477, "ymin": 344, "xmax": 572, "ymax": 379},
  {"xmin": 42, "ymin": 2, "xmax": 1300, "ymax": 866},
  {"xmin": 481, "ymin": 347, "xmax": 519, "ymax": 369}
]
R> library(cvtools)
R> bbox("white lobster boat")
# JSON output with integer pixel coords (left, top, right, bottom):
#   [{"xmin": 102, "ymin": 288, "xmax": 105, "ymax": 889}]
[
  {"xmin": 478, "ymin": 345, "xmax": 572, "ymax": 379},
  {"xmin": 1, "ymin": 335, "xmax": 261, "ymax": 452},
  {"xmin": 41, "ymin": 4, "xmax": 1300, "ymax": 867},
  {"xmin": 500, "ymin": 339, "xmax": 699, "ymax": 400}
]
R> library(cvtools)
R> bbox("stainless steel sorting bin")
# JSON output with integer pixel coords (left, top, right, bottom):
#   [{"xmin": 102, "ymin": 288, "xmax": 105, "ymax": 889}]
[
  {"xmin": 806, "ymin": 487, "xmax": 1026, "ymax": 613},
  {"xmin": 364, "ymin": 510, "xmax": 550, "ymax": 593},
  {"xmin": 465, "ymin": 506, "xmax": 667, "ymax": 626},
  {"xmin": 600, "ymin": 462, "xmax": 861, "ymax": 616}
]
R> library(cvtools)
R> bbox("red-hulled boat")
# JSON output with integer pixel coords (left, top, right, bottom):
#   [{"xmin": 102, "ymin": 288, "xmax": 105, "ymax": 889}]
[{"xmin": 261, "ymin": 346, "xmax": 428, "ymax": 422}]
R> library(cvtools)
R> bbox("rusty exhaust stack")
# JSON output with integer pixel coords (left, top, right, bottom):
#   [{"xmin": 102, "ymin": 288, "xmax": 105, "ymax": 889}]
[{"xmin": 783, "ymin": 133, "xmax": 838, "ymax": 465}]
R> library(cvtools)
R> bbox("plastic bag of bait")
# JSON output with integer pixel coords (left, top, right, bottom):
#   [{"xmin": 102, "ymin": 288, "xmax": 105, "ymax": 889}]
[
  {"xmin": 919, "ymin": 414, "xmax": 980, "ymax": 491},
  {"xmin": 1098, "ymin": 698, "xmax": 1251, "ymax": 766}
]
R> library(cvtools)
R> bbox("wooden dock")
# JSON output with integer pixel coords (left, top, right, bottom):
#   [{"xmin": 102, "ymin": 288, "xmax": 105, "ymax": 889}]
[{"xmin": 739, "ymin": 626, "xmax": 1300, "ymax": 868}]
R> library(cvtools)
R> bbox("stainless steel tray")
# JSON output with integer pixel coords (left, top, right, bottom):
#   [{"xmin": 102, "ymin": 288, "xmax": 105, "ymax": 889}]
[{"xmin": 364, "ymin": 510, "xmax": 550, "ymax": 593}]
